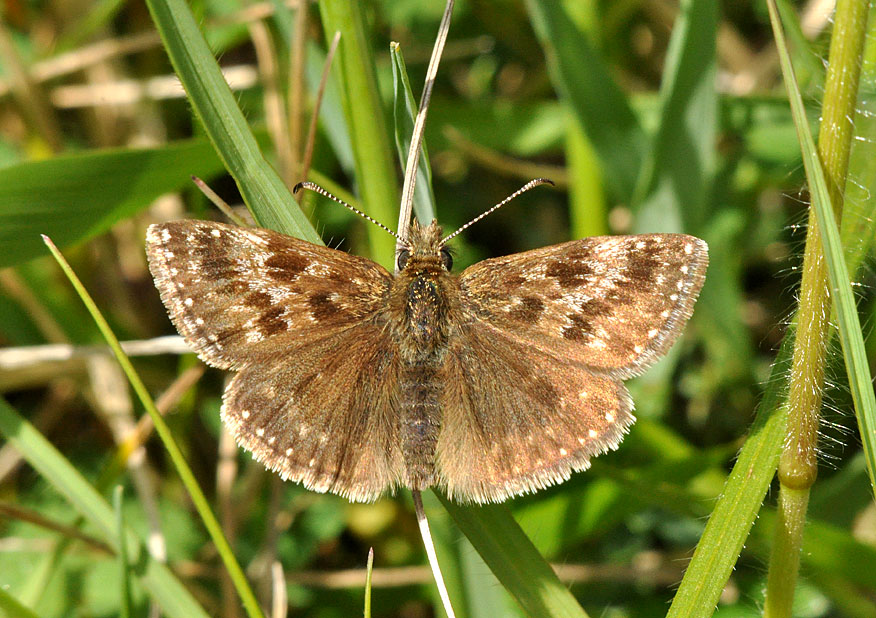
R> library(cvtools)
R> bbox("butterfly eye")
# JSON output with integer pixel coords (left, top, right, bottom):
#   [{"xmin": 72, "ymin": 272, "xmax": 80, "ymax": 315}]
[
  {"xmin": 397, "ymin": 249, "xmax": 411, "ymax": 270},
  {"xmin": 440, "ymin": 248, "xmax": 453, "ymax": 271}
]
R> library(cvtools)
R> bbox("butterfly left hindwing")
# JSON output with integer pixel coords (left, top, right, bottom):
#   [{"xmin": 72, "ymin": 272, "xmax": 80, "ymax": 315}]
[{"xmin": 222, "ymin": 324, "xmax": 404, "ymax": 502}]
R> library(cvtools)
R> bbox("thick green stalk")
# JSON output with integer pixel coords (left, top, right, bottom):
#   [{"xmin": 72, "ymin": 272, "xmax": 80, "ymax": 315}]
[
  {"xmin": 764, "ymin": 1, "xmax": 868, "ymax": 616},
  {"xmin": 318, "ymin": 1, "xmax": 399, "ymax": 268}
]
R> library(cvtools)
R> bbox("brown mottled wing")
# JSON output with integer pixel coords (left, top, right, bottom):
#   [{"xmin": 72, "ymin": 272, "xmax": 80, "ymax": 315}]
[
  {"xmin": 145, "ymin": 220, "xmax": 392, "ymax": 370},
  {"xmin": 458, "ymin": 234, "xmax": 708, "ymax": 378},
  {"xmin": 222, "ymin": 324, "xmax": 404, "ymax": 502},
  {"xmin": 436, "ymin": 324, "xmax": 634, "ymax": 504}
]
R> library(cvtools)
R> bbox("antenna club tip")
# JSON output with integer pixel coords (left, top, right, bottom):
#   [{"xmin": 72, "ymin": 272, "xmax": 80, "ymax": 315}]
[
  {"xmin": 292, "ymin": 182, "xmax": 305, "ymax": 195},
  {"xmin": 535, "ymin": 177, "xmax": 555, "ymax": 187}
]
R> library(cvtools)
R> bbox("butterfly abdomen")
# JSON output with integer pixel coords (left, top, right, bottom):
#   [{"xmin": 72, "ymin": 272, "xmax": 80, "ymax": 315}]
[{"xmin": 399, "ymin": 362, "xmax": 441, "ymax": 489}]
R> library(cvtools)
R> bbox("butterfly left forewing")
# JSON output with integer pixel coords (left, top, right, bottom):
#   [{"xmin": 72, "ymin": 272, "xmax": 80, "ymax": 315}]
[
  {"xmin": 458, "ymin": 234, "xmax": 707, "ymax": 377},
  {"xmin": 436, "ymin": 322, "xmax": 634, "ymax": 503},
  {"xmin": 146, "ymin": 220, "xmax": 392, "ymax": 370}
]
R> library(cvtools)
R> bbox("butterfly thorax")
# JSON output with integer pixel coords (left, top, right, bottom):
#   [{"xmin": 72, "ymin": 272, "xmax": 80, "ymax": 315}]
[{"xmin": 388, "ymin": 220, "xmax": 459, "ymax": 363}]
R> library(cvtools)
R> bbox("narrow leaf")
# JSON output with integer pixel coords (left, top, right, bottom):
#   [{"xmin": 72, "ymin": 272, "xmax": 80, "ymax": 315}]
[
  {"xmin": 144, "ymin": 0, "xmax": 319, "ymax": 241},
  {"xmin": 439, "ymin": 495, "xmax": 589, "ymax": 618}
]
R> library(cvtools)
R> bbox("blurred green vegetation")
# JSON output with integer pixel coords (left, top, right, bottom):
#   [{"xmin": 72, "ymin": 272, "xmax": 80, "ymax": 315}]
[{"xmin": 0, "ymin": 0, "xmax": 875, "ymax": 617}]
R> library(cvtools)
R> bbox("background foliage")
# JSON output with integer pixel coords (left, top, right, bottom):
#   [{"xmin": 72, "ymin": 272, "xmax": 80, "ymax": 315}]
[{"xmin": 0, "ymin": 0, "xmax": 875, "ymax": 616}]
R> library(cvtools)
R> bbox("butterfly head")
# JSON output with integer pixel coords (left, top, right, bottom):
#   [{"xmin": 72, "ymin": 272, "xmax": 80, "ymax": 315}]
[
  {"xmin": 397, "ymin": 219, "xmax": 453, "ymax": 272},
  {"xmin": 293, "ymin": 178, "xmax": 555, "ymax": 274}
]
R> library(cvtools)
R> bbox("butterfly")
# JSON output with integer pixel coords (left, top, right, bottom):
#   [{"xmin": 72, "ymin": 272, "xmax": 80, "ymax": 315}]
[{"xmin": 146, "ymin": 200, "xmax": 707, "ymax": 503}]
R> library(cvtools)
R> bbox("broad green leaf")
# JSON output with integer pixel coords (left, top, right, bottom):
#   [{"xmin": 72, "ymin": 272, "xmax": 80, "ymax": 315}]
[
  {"xmin": 525, "ymin": 0, "xmax": 646, "ymax": 204},
  {"xmin": 632, "ymin": 0, "xmax": 718, "ymax": 233},
  {"xmin": 439, "ymin": 495, "xmax": 589, "ymax": 618},
  {"xmin": 667, "ymin": 336, "xmax": 792, "ymax": 617},
  {"xmin": 0, "ymin": 140, "xmax": 225, "ymax": 268}
]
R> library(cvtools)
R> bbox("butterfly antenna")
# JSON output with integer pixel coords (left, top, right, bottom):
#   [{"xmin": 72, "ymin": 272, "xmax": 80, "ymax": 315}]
[
  {"xmin": 440, "ymin": 177, "xmax": 555, "ymax": 245},
  {"xmin": 293, "ymin": 181, "xmax": 403, "ymax": 242}
]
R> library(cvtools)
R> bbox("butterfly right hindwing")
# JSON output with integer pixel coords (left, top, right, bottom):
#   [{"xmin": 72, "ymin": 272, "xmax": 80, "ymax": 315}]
[{"xmin": 436, "ymin": 321, "xmax": 634, "ymax": 504}]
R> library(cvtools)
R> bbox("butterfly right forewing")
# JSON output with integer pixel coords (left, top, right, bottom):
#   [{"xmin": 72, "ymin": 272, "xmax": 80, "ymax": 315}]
[{"xmin": 458, "ymin": 234, "xmax": 708, "ymax": 378}]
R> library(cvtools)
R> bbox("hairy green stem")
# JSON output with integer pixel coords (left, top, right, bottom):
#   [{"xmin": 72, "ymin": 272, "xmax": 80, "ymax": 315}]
[{"xmin": 765, "ymin": 1, "xmax": 868, "ymax": 615}]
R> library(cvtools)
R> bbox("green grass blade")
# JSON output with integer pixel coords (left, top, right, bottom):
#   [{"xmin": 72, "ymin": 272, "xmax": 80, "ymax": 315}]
[
  {"xmin": 768, "ymin": 0, "xmax": 876, "ymax": 501},
  {"xmin": 364, "ymin": 547, "xmax": 373, "ymax": 618},
  {"xmin": 42, "ymin": 238, "xmax": 265, "ymax": 618},
  {"xmin": 318, "ymin": 1, "xmax": 399, "ymax": 267},
  {"xmin": 667, "ymin": 335, "xmax": 792, "ymax": 617},
  {"xmin": 0, "ymin": 397, "xmax": 211, "ymax": 618},
  {"xmin": 0, "ymin": 139, "xmax": 227, "ymax": 268},
  {"xmin": 524, "ymin": 0, "xmax": 646, "ymax": 204},
  {"xmin": 144, "ymin": 0, "xmax": 319, "ymax": 241},
  {"xmin": 438, "ymin": 495, "xmax": 589, "ymax": 618},
  {"xmin": 391, "ymin": 42, "xmax": 437, "ymax": 223},
  {"xmin": 566, "ymin": 119, "xmax": 607, "ymax": 239},
  {"xmin": 631, "ymin": 0, "xmax": 718, "ymax": 233},
  {"xmin": 114, "ymin": 485, "xmax": 133, "ymax": 618}
]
